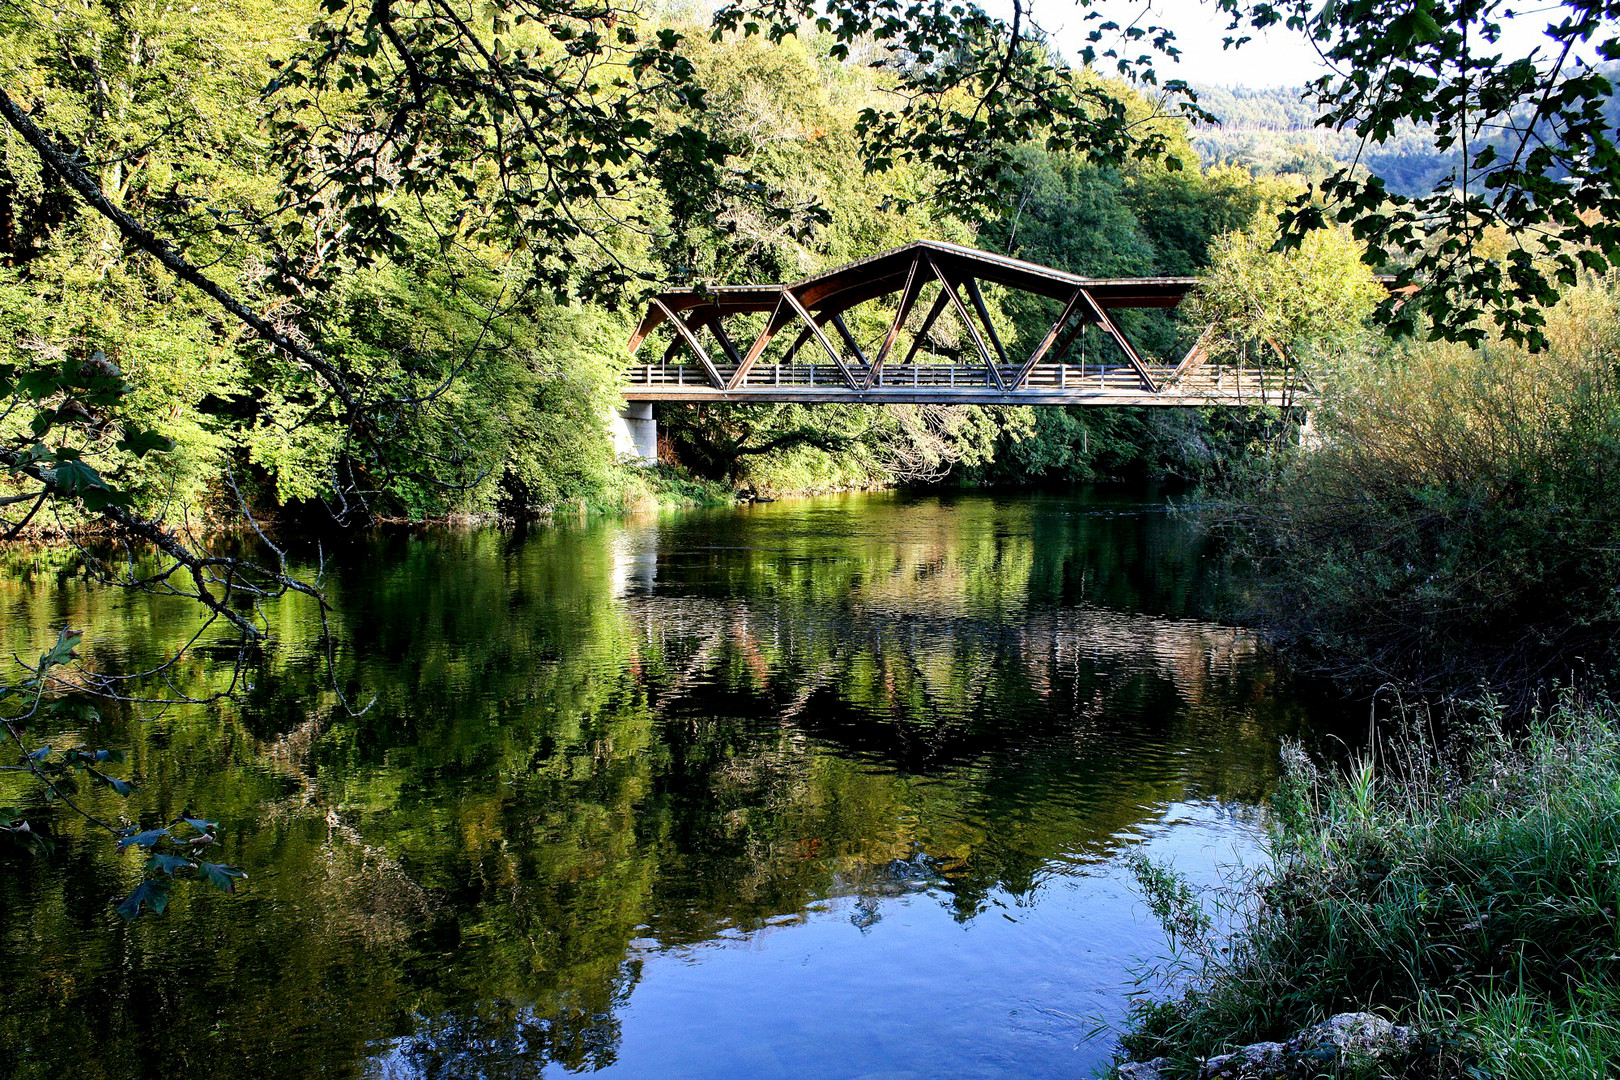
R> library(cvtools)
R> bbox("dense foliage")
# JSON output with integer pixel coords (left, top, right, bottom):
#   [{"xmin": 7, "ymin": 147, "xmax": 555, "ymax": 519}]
[
  {"xmin": 1217, "ymin": 276, "xmax": 1620, "ymax": 699},
  {"xmin": 0, "ymin": 0, "xmax": 1291, "ymax": 515},
  {"xmin": 1215, "ymin": 0, "xmax": 1620, "ymax": 353},
  {"xmin": 3, "ymin": 0, "xmax": 1618, "ymax": 531}
]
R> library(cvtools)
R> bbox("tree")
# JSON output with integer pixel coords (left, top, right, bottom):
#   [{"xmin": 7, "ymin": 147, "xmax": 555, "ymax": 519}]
[
  {"xmin": 711, "ymin": 0, "xmax": 1204, "ymax": 217},
  {"xmin": 1216, "ymin": 0, "xmax": 1620, "ymax": 350},
  {"xmin": 1188, "ymin": 226, "xmax": 1386, "ymax": 369},
  {"xmin": 0, "ymin": 357, "xmax": 263, "ymax": 917},
  {"xmin": 709, "ymin": 0, "xmax": 1620, "ymax": 348}
]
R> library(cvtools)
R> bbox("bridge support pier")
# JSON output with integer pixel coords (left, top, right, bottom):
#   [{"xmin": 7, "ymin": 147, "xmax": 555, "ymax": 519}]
[
  {"xmin": 611, "ymin": 401, "xmax": 658, "ymax": 462},
  {"xmin": 1297, "ymin": 409, "xmax": 1322, "ymax": 451}
]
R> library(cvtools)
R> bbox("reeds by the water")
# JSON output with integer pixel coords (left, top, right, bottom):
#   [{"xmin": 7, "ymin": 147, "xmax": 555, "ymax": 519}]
[
  {"xmin": 1215, "ymin": 278, "xmax": 1620, "ymax": 704},
  {"xmin": 1120, "ymin": 691, "xmax": 1620, "ymax": 1079}
]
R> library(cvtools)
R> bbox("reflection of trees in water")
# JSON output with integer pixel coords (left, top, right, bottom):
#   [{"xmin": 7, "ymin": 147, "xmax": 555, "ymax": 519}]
[
  {"xmin": 374, "ymin": 989, "xmax": 633, "ymax": 1078},
  {"xmin": 0, "ymin": 501, "xmax": 1313, "ymax": 1080},
  {"xmin": 621, "ymin": 591, "xmax": 1291, "ymax": 933}
]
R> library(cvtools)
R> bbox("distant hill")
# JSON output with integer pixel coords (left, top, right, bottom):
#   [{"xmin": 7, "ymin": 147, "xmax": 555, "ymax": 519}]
[
  {"xmin": 1186, "ymin": 76, "xmax": 1620, "ymax": 196},
  {"xmin": 1187, "ymin": 84, "xmax": 1450, "ymax": 194}
]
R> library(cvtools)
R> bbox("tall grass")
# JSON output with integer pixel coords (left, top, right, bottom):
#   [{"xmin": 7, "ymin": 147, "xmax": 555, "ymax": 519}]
[
  {"xmin": 1120, "ymin": 693, "xmax": 1620, "ymax": 1078},
  {"xmin": 1219, "ymin": 277, "xmax": 1620, "ymax": 700}
]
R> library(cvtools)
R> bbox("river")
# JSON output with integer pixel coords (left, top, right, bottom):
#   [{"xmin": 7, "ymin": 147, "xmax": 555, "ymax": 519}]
[{"xmin": 0, "ymin": 489, "xmax": 1348, "ymax": 1079}]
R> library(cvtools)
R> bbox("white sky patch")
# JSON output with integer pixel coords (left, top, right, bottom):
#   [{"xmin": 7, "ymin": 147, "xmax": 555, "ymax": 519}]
[
  {"xmin": 1021, "ymin": 0, "xmax": 1326, "ymax": 87},
  {"xmin": 970, "ymin": 0, "xmax": 1618, "ymax": 89}
]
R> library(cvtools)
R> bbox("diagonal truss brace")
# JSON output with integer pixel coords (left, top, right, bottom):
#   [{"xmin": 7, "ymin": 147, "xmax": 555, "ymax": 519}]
[
  {"xmin": 1077, "ymin": 289, "xmax": 1157, "ymax": 393},
  {"xmin": 829, "ymin": 314, "xmax": 871, "ymax": 370},
  {"xmin": 703, "ymin": 311, "xmax": 745, "ymax": 368},
  {"xmin": 781, "ymin": 289, "xmax": 860, "ymax": 389},
  {"xmin": 867, "ymin": 257, "xmax": 925, "ymax": 388},
  {"xmin": 899, "ymin": 288, "xmax": 953, "ymax": 369},
  {"xmin": 1013, "ymin": 287, "xmax": 1089, "ymax": 388},
  {"xmin": 928, "ymin": 257, "xmax": 1006, "ymax": 390},
  {"xmin": 661, "ymin": 307, "xmax": 744, "ymax": 370},
  {"xmin": 651, "ymin": 298, "xmax": 727, "ymax": 389},
  {"xmin": 1167, "ymin": 324, "xmax": 1216, "ymax": 383},
  {"xmin": 964, "ymin": 278, "xmax": 1011, "ymax": 374},
  {"xmin": 779, "ymin": 313, "xmax": 869, "ymax": 372},
  {"xmin": 727, "ymin": 299, "xmax": 796, "ymax": 390}
]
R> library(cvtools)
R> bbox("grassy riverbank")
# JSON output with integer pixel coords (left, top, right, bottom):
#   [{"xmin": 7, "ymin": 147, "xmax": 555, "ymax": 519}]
[
  {"xmin": 1121, "ymin": 693, "xmax": 1620, "ymax": 1079},
  {"xmin": 600, "ymin": 463, "xmax": 736, "ymax": 513},
  {"xmin": 1213, "ymin": 279, "xmax": 1620, "ymax": 702}
]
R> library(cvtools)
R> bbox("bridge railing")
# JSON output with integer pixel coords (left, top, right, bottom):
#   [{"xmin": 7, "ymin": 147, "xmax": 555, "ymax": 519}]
[{"xmin": 624, "ymin": 360, "xmax": 1308, "ymax": 399}]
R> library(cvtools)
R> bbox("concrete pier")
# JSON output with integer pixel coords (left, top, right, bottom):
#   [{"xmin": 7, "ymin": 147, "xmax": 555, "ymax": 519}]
[{"xmin": 610, "ymin": 401, "xmax": 657, "ymax": 462}]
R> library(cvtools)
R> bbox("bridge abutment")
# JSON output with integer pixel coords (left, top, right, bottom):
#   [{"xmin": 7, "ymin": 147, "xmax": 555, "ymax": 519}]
[{"xmin": 610, "ymin": 401, "xmax": 658, "ymax": 462}]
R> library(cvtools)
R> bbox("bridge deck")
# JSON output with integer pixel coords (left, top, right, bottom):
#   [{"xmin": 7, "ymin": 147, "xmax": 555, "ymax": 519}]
[{"xmin": 624, "ymin": 360, "xmax": 1306, "ymax": 407}]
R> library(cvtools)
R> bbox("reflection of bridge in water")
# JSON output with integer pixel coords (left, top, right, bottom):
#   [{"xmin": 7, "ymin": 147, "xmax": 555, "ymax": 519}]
[
  {"xmin": 615, "ymin": 586, "xmax": 1264, "ymax": 728},
  {"xmin": 607, "ymin": 523, "xmax": 1264, "ymax": 721}
]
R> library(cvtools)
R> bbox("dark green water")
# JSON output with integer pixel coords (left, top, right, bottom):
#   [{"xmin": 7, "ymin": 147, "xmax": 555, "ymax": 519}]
[{"xmin": 0, "ymin": 490, "xmax": 1340, "ymax": 1080}]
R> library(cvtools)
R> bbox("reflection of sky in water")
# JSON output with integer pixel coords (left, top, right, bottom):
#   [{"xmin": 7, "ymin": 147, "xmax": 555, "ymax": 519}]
[{"xmin": 368, "ymin": 803, "xmax": 1262, "ymax": 1080}]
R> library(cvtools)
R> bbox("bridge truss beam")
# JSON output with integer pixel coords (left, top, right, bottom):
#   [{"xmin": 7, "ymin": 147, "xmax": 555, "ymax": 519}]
[{"xmin": 625, "ymin": 240, "xmax": 1313, "ymax": 407}]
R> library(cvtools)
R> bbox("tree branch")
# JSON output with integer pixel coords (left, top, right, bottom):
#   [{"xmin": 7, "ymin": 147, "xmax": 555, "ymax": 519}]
[{"xmin": 0, "ymin": 86, "xmax": 355, "ymax": 412}]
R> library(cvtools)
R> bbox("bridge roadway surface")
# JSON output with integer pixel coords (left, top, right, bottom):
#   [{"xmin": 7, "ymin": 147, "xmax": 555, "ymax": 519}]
[{"xmin": 622, "ymin": 239, "xmax": 1314, "ymax": 408}]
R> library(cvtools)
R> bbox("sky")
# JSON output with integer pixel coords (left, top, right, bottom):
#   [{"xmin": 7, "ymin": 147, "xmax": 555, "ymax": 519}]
[
  {"xmin": 1026, "ymin": 0, "xmax": 1327, "ymax": 87},
  {"xmin": 994, "ymin": 0, "xmax": 1611, "ymax": 88}
]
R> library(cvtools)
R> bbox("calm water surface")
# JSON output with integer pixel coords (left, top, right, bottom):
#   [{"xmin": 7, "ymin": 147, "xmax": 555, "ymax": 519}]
[{"xmin": 0, "ymin": 490, "xmax": 1344, "ymax": 1079}]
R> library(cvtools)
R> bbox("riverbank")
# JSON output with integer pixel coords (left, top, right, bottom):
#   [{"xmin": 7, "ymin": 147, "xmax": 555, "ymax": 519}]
[{"xmin": 1114, "ymin": 691, "xmax": 1620, "ymax": 1079}]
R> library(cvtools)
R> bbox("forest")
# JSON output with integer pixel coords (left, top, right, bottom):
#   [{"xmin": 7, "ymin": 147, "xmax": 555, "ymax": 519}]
[
  {"xmin": 0, "ymin": 0, "xmax": 1334, "ymax": 524},
  {"xmin": 1189, "ymin": 74, "xmax": 1620, "ymax": 195}
]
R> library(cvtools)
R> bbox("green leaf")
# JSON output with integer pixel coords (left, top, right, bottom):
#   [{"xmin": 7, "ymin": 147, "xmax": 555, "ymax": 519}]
[
  {"xmin": 17, "ymin": 367, "xmax": 63, "ymax": 400},
  {"xmin": 116, "ymin": 827, "xmax": 172, "ymax": 851},
  {"xmin": 198, "ymin": 862, "xmax": 248, "ymax": 893},
  {"xmin": 2, "ymin": 819, "xmax": 52, "ymax": 856},
  {"xmin": 181, "ymin": 816, "xmax": 219, "ymax": 835},
  {"xmin": 147, "ymin": 853, "xmax": 196, "ymax": 875},
  {"xmin": 116, "ymin": 878, "xmax": 171, "ymax": 920},
  {"xmin": 116, "ymin": 427, "xmax": 175, "ymax": 459},
  {"xmin": 78, "ymin": 486, "xmax": 134, "ymax": 512},
  {"xmin": 88, "ymin": 769, "xmax": 134, "ymax": 797},
  {"xmin": 51, "ymin": 459, "xmax": 109, "ymax": 496},
  {"xmin": 45, "ymin": 697, "xmax": 100, "ymax": 724},
  {"xmin": 39, "ymin": 629, "xmax": 82, "ymax": 670}
]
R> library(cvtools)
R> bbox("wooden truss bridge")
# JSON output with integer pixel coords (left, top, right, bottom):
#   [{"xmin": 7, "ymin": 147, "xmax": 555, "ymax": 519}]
[{"xmin": 624, "ymin": 240, "xmax": 1308, "ymax": 408}]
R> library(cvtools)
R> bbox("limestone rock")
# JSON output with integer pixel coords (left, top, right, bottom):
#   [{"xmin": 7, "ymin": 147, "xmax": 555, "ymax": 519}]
[
  {"xmin": 1199, "ymin": 1041, "xmax": 1286, "ymax": 1078},
  {"xmin": 1116, "ymin": 1058, "xmax": 1168, "ymax": 1080},
  {"xmin": 1287, "ymin": 1011, "xmax": 1416, "ymax": 1069},
  {"xmin": 1196, "ymin": 1012, "xmax": 1416, "ymax": 1078}
]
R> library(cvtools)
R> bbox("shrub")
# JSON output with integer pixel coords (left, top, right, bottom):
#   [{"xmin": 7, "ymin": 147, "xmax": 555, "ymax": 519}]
[{"xmin": 1217, "ymin": 277, "xmax": 1620, "ymax": 700}]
